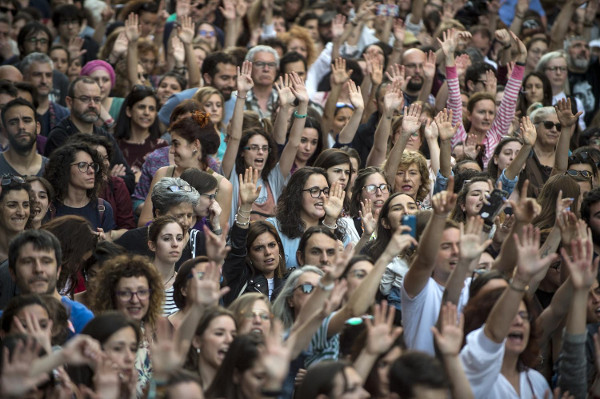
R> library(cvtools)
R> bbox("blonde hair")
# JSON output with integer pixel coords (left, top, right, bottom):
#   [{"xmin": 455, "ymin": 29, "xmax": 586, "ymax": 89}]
[
  {"xmin": 193, "ymin": 86, "xmax": 225, "ymax": 131},
  {"xmin": 394, "ymin": 150, "xmax": 431, "ymax": 202},
  {"xmin": 279, "ymin": 26, "xmax": 316, "ymax": 66}
]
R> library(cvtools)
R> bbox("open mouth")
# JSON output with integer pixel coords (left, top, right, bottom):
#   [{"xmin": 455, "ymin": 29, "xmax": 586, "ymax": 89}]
[
  {"xmin": 250, "ymin": 327, "xmax": 264, "ymax": 334},
  {"xmin": 401, "ymin": 185, "xmax": 413, "ymax": 192},
  {"xmin": 373, "ymin": 200, "xmax": 385, "ymax": 207},
  {"xmin": 507, "ymin": 332, "xmax": 524, "ymax": 344},
  {"xmin": 254, "ymin": 158, "xmax": 265, "ymax": 166},
  {"xmin": 314, "ymin": 201, "xmax": 324, "ymax": 210}
]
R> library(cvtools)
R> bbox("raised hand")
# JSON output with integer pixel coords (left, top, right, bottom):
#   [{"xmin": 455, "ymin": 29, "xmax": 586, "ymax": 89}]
[
  {"xmin": 331, "ymin": 14, "xmax": 347, "ymax": 40},
  {"xmin": 324, "ymin": 182, "xmax": 344, "ymax": 221},
  {"xmin": 423, "ymin": 50, "xmax": 437, "ymax": 80},
  {"xmin": 508, "ymin": 30, "xmax": 527, "ymax": 63},
  {"xmin": 124, "ymin": 13, "xmax": 141, "ymax": 43},
  {"xmin": 208, "ymin": 201, "xmax": 222, "ymax": 229},
  {"xmin": 237, "ymin": 60, "xmax": 254, "ymax": 94},
  {"xmin": 435, "ymin": 108, "xmax": 460, "ymax": 141},
  {"xmin": 262, "ymin": 320, "xmax": 293, "ymax": 385},
  {"xmin": 68, "ymin": 36, "xmax": 87, "ymax": 60},
  {"xmin": 112, "ymin": 32, "xmax": 128, "ymax": 57},
  {"xmin": 437, "ymin": 28, "xmax": 458, "ymax": 57},
  {"xmin": 235, "ymin": 0, "xmax": 249, "ymax": 18},
  {"xmin": 519, "ymin": 116, "xmax": 537, "ymax": 146},
  {"xmin": 508, "ymin": 180, "xmax": 541, "ymax": 223},
  {"xmin": 275, "ymin": 75, "xmax": 296, "ymax": 108},
  {"xmin": 383, "ymin": 77, "xmax": 404, "ymax": 116},
  {"xmin": 554, "ymin": 98, "xmax": 582, "ymax": 129},
  {"xmin": 431, "ymin": 302, "xmax": 464, "ymax": 356},
  {"xmin": 219, "ymin": 0, "xmax": 237, "ymax": 20},
  {"xmin": 239, "ymin": 166, "xmax": 261, "ymax": 205},
  {"xmin": 464, "ymin": 133, "xmax": 481, "ymax": 159},
  {"xmin": 0, "ymin": 338, "xmax": 48, "ymax": 397},
  {"xmin": 423, "ymin": 119, "xmax": 439, "ymax": 142},
  {"xmin": 432, "ymin": 176, "xmax": 457, "ymax": 216},
  {"xmin": 401, "ymin": 102, "xmax": 423, "ymax": 137},
  {"xmin": 60, "ymin": 334, "xmax": 103, "ymax": 366},
  {"xmin": 13, "ymin": 311, "xmax": 53, "ymax": 352},
  {"xmin": 359, "ymin": 199, "xmax": 377, "ymax": 236},
  {"xmin": 561, "ymin": 236, "xmax": 598, "ymax": 290},
  {"xmin": 171, "ymin": 37, "xmax": 185, "ymax": 65},
  {"xmin": 176, "ymin": 0, "xmax": 191, "ymax": 19},
  {"xmin": 322, "ymin": 243, "xmax": 354, "ymax": 280},
  {"xmin": 347, "ymin": 80, "xmax": 364, "ymax": 110},
  {"xmin": 365, "ymin": 301, "xmax": 403, "ymax": 356},
  {"xmin": 455, "ymin": 54, "xmax": 470, "ymax": 79},
  {"xmin": 495, "ymin": 29, "xmax": 511, "ymax": 48},
  {"xmin": 392, "ymin": 18, "xmax": 406, "ymax": 45},
  {"xmin": 484, "ymin": 69, "xmax": 497, "ymax": 95},
  {"xmin": 203, "ymin": 224, "xmax": 230, "ymax": 264},
  {"xmin": 151, "ymin": 318, "xmax": 184, "ymax": 380},
  {"xmin": 289, "ymin": 71, "xmax": 308, "ymax": 104},
  {"xmin": 189, "ymin": 261, "xmax": 230, "ymax": 306},
  {"xmin": 514, "ymin": 224, "xmax": 559, "ymax": 282},
  {"xmin": 332, "ymin": 57, "xmax": 351, "ymax": 86},
  {"xmin": 365, "ymin": 52, "xmax": 383, "ymax": 86},
  {"xmin": 385, "ymin": 64, "xmax": 407, "ymax": 89},
  {"xmin": 355, "ymin": 1, "xmax": 376, "ymax": 23},
  {"xmin": 176, "ymin": 15, "xmax": 195, "ymax": 44},
  {"xmin": 459, "ymin": 216, "xmax": 493, "ymax": 262},
  {"xmin": 384, "ymin": 225, "xmax": 418, "ymax": 257}
]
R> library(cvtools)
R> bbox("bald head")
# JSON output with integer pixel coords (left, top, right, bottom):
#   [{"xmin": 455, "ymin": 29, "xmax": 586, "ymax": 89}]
[
  {"xmin": 402, "ymin": 49, "xmax": 426, "ymax": 95},
  {"xmin": 0, "ymin": 66, "xmax": 23, "ymax": 83}
]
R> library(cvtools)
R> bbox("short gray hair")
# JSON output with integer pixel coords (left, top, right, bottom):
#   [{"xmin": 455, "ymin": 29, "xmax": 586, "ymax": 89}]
[
  {"xmin": 245, "ymin": 45, "xmax": 280, "ymax": 68},
  {"xmin": 21, "ymin": 52, "xmax": 53, "ymax": 75},
  {"xmin": 271, "ymin": 265, "xmax": 324, "ymax": 329},
  {"xmin": 151, "ymin": 177, "xmax": 199, "ymax": 217},
  {"xmin": 530, "ymin": 106, "xmax": 557, "ymax": 124}
]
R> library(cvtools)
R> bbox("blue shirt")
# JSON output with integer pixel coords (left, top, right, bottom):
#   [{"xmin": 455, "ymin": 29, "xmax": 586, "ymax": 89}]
[
  {"xmin": 61, "ymin": 296, "xmax": 94, "ymax": 335},
  {"xmin": 499, "ymin": 0, "xmax": 546, "ymax": 26}
]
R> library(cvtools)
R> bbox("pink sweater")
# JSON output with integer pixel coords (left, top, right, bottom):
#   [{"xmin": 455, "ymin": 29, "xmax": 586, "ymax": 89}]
[{"xmin": 446, "ymin": 64, "xmax": 525, "ymax": 167}]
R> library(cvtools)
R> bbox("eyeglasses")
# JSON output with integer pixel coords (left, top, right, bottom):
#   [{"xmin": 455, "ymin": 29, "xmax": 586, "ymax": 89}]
[
  {"xmin": 243, "ymin": 145, "xmax": 271, "ymax": 153},
  {"xmin": 198, "ymin": 30, "xmax": 216, "ymax": 37},
  {"xmin": 545, "ymin": 66, "xmax": 567, "ymax": 73},
  {"xmin": 303, "ymin": 186, "xmax": 330, "ymax": 198},
  {"xmin": 1, "ymin": 175, "xmax": 25, "ymax": 185},
  {"xmin": 566, "ymin": 169, "xmax": 592, "ymax": 178},
  {"xmin": 539, "ymin": 120, "xmax": 562, "ymax": 131},
  {"xmin": 27, "ymin": 37, "xmax": 48, "ymax": 45},
  {"xmin": 73, "ymin": 96, "xmax": 102, "ymax": 105},
  {"xmin": 200, "ymin": 193, "xmax": 217, "ymax": 200},
  {"xmin": 0, "ymin": 7, "xmax": 16, "ymax": 16},
  {"xmin": 294, "ymin": 283, "xmax": 315, "ymax": 294},
  {"xmin": 242, "ymin": 310, "xmax": 272, "ymax": 320},
  {"xmin": 167, "ymin": 185, "xmax": 193, "ymax": 192},
  {"xmin": 362, "ymin": 184, "xmax": 390, "ymax": 194},
  {"xmin": 470, "ymin": 268, "xmax": 487, "ymax": 280},
  {"xmin": 71, "ymin": 162, "xmax": 99, "ymax": 173},
  {"xmin": 115, "ymin": 289, "xmax": 151, "ymax": 301},
  {"xmin": 254, "ymin": 61, "xmax": 278, "ymax": 69}
]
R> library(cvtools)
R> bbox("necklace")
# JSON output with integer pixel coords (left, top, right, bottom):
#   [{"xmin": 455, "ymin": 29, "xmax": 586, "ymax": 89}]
[{"xmin": 164, "ymin": 270, "xmax": 176, "ymax": 286}]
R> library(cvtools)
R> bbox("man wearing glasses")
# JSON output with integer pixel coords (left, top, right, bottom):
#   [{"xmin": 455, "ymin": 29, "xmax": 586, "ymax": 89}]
[
  {"xmin": 44, "ymin": 76, "xmax": 136, "ymax": 193},
  {"xmin": 21, "ymin": 52, "xmax": 69, "ymax": 138},
  {"xmin": 244, "ymin": 45, "xmax": 280, "ymax": 119}
]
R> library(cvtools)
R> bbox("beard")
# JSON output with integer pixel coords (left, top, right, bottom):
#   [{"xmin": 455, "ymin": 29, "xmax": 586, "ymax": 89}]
[
  {"xmin": 572, "ymin": 57, "xmax": 590, "ymax": 69},
  {"xmin": 7, "ymin": 131, "xmax": 36, "ymax": 154},
  {"xmin": 406, "ymin": 79, "xmax": 423, "ymax": 92},
  {"xmin": 74, "ymin": 108, "xmax": 100, "ymax": 123}
]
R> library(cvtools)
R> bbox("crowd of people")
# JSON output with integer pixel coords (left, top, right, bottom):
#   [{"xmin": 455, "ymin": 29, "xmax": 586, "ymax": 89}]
[{"xmin": 1, "ymin": 0, "xmax": 600, "ymax": 397}]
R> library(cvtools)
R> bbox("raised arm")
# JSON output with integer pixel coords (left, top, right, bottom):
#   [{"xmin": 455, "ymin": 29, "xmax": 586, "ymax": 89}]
[
  {"xmin": 222, "ymin": 61, "xmax": 254, "ymax": 178},
  {"xmin": 416, "ymin": 50, "xmax": 436, "ymax": 103},
  {"xmin": 366, "ymin": 78, "xmax": 404, "ymax": 167},
  {"xmin": 404, "ymin": 178, "xmax": 457, "ymax": 298},
  {"xmin": 177, "ymin": 16, "xmax": 200, "ymax": 88},
  {"xmin": 484, "ymin": 225, "xmax": 558, "ymax": 343},
  {"xmin": 360, "ymin": 53, "xmax": 382, "ymax": 125},
  {"xmin": 436, "ymin": 108, "xmax": 461, "ymax": 178},
  {"xmin": 278, "ymin": 72, "xmax": 309, "ymax": 178},
  {"xmin": 384, "ymin": 102, "xmax": 422, "ymax": 188},
  {"xmin": 549, "ymin": 0, "xmax": 584, "ymax": 51},
  {"xmin": 505, "ymin": 117, "xmax": 536, "ymax": 180},
  {"xmin": 337, "ymin": 80, "xmax": 365, "ymax": 145},
  {"xmin": 424, "ymin": 119, "xmax": 440, "ymax": 175},
  {"xmin": 551, "ymin": 98, "xmax": 582, "ymax": 176},
  {"xmin": 272, "ymin": 75, "xmax": 296, "ymax": 145},
  {"xmin": 125, "ymin": 13, "xmax": 142, "ymax": 87},
  {"xmin": 509, "ymin": 0, "xmax": 530, "ymax": 35},
  {"xmin": 220, "ymin": 0, "xmax": 239, "ymax": 49},
  {"xmin": 322, "ymin": 58, "xmax": 351, "ymax": 141}
]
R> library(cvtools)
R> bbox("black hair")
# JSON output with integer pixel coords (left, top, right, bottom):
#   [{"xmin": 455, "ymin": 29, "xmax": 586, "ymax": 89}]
[
  {"xmin": 114, "ymin": 85, "xmax": 161, "ymax": 141},
  {"xmin": 200, "ymin": 51, "xmax": 236, "ymax": 80},
  {"xmin": 0, "ymin": 294, "xmax": 50, "ymax": 333},
  {"xmin": 14, "ymin": 81, "xmax": 39, "ymax": 109},
  {"xmin": 1, "ymin": 97, "xmax": 36, "ymax": 126},
  {"xmin": 0, "ymin": 79, "xmax": 17, "ymax": 98},
  {"xmin": 279, "ymin": 51, "xmax": 307, "ymax": 76},
  {"xmin": 582, "ymin": 187, "xmax": 600, "ymax": 224},
  {"xmin": 8, "ymin": 229, "xmax": 62, "ymax": 272},
  {"xmin": 465, "ymin": 62, "xmax": 496, "ymax": 93},
  {"xmin": 159, "ymin": 72, "xmax": 187, "ymax": 92},
  {"xmin": 297, "ymin": 225, "xmax": 338, "ymax": 263},
  {"xmin": 17, "ymin": 21, "xmax": 52, "ymax": 56},
  {"xmin": 388, "ymin": 352, "xmax": 449, "ymax": 398}
]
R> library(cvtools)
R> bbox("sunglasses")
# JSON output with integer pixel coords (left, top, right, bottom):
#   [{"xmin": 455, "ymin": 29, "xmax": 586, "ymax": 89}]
[
  {"xmin": 168, "ymin": 185, "xmax": 193, "ymax": 192},
  {"xmin": 294, "ymin": 283, "xmax": 315, "ymax": 294},
  {"xmin": 566, "ymin": 169, "xmax": 593, "ymax": 179},
  {"xmin": 539, "ymin": 121, "xmax": 562, "ymax": 131},
  {"xmin": 1, "ymin": 175, "xmax": 25, "ymax": 185}
]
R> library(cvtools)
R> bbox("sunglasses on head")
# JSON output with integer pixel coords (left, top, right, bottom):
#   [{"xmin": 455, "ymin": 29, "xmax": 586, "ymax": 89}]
[
  {"xmin": 1, "ymin": 175, "xmax": 25, "ymax": 186},
  {"xmin": 566, "ymin": 169, "xmax": 593, "ymax": 179},
  {"xmin": 168, "ymin": 185, "xmax": 193, "ymax": 193},
  {"xmin": 294, "ymin": 283, "xmax": 315, "ymax": 294}
]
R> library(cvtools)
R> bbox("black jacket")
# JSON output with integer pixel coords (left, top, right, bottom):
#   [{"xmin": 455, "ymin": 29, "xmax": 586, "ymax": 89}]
[
  {"xmin": 45, "ymin": 117, "xmax": 136, "ymax": 193},
  {"xmin": 222, "ymin": 223, "xmax": 286, "ymax": 306}
]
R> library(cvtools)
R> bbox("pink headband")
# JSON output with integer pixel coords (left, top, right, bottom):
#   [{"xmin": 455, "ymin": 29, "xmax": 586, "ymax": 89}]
[{"xmin": 80, "ymin": 60, "xmax": 116, "ymax": 89}]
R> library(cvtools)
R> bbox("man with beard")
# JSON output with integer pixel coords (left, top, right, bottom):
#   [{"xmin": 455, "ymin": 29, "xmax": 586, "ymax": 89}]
[
  {"xmin": 44, "ymin": 76, "xmax": 136, "ymax": 193},
  {"xmin": 0, "ymin": 229, "xmax": 93, "ymax": 333},
  {"xmin": 402, "ymin": 48, "xmax": 432, "ymax": 106},
  {"xmin": 567, "ymin": 35, "xmax": 600, "ymax": 125},
  {"xmin": 21, "ymin": 52, "xmax": 69, "ymax": 138},
  {"xmin": 0, "ymin": 98, "xmax": 47, "ymax": 176},
  {"xmin": 158, "ymin": 51, "xmax": 237, "ymax": 126}
]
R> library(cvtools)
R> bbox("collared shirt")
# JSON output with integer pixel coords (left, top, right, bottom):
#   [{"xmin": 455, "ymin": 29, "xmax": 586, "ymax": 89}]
[{"xmin": 245, "ymin": 87, "xmax": 279, "ymax": 120}]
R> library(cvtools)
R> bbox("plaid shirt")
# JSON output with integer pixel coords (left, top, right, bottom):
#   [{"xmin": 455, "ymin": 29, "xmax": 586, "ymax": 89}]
[{"xmin": 244, "ymin": 87, "xmax": 279, "ymax": 120}]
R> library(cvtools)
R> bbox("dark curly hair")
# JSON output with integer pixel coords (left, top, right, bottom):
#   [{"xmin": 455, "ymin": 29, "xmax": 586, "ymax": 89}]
[
  {"xmin": 114, "ymin": 85, "xmax": 161, "ymax": 141},
  {"xmin": 44, "ymin": 143, "xmax": 105, "ymax": 202},
  {"xmin": 170, "ymin": 115, "xmax": 220, "ymax": 168},
  {"xmin": 235, "ymin": 128, "xmax": 279, "ymax": 181},
  {"xmin": 91, "ymin": 254, "xmax": 164, "ymax": 329}
]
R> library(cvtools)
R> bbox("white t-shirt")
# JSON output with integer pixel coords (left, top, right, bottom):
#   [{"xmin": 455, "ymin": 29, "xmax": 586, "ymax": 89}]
[
  {"xmin": 460, "ymin": 326, "xmax": 550, "ymax": 399},
  {"xmin": 401, "ymin": 277, "xmax": 471, "ymax": 355}
]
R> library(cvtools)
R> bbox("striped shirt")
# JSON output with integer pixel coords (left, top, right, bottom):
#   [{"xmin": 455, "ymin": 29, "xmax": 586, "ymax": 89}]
[
  {"xmin": 162, "ymin": 285, "xmax": 179, "ymax": 316},
  {"xmin": 447, "ymin": 64, "xmax": 525, "ymax": 168}
]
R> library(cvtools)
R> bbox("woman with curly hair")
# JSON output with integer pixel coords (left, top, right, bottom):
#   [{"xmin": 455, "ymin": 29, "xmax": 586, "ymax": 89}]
[
  {"xmin": 392, "ymin": 150, "xmax": 432, "ymax": 205},
  {"xmin": 138, "ymin": 111, "xmax": 232, "ymax": 229},
  {"xmin": 91, "ymin": 254, "xmax": 165, "ymax": 395},
  {"xmin": 44, "ymin": 142, "xmax": 115, "ymax": 232},
  {"xmin": 279, "ymin": 25, "xmax": 316, "ymax": 66},
  {"xmin": 267, "ymin": 167, "xmax": 350, "ymax": 269}
]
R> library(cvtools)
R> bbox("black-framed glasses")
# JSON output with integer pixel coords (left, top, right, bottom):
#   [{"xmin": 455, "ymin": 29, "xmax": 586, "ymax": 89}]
[
  {"xmin": 168, "ymin": 185, "xmax": 193, "ymax": 192},
  {"xmin": 1, "ymin": 175, "xmax": 25, "ymax": 185},
  {"xmin": 26, "ymin": 37, "xmax": 48, "ymax": 45},
  {"xmin": 200, "ymin": 193, "xmax": 217, "ymax": 200},
  {"xmin": 115, "ymin": 289, "xmax": 152, "ymax": 301},
  {"xmin": 566, "ymin": 169, "xmax": 592, "ymax": 179},
  {"xmin": 362, "ymin": 184, "xmax": 390, "ymax": 194},
  {"xmin": 539, "ymin": 120, "xmax": 562, "ymax": 131},
  {"xmin": 303, "ymin": 186, "xmax": 329, "ymax": 198},
  {"xmin": 294, "ymin": 283, "xmax": 315, "ymax": 294},
  {"xmin": 73, "ymin": 96, "xmax": 102, "ymax": 105},
  {"xmin": 71, "ymin": 162, "xmax": 99, "ymax": 173},
  {"xmin": 254, "ymin": 61, "xmax": 277, "ymax": 69}
]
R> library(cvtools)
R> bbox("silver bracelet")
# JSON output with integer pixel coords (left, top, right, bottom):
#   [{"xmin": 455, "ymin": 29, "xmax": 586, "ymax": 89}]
[
  {"xmin": 234, "ymin": 213, "xmax": 250, "ymax": 226},
  {"xmin": 321, "ymin": 220, "xmax": 338, "ymax": 229}
]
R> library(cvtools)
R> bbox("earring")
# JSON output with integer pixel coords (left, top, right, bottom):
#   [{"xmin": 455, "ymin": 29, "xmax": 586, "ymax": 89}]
[
  {"xmin": 196, "ymin": 347, "xmax": 201, "ymax": 354},
  {"xmin": 192, "ymin": 149, "xmax": 198, "ymax": 154}
]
